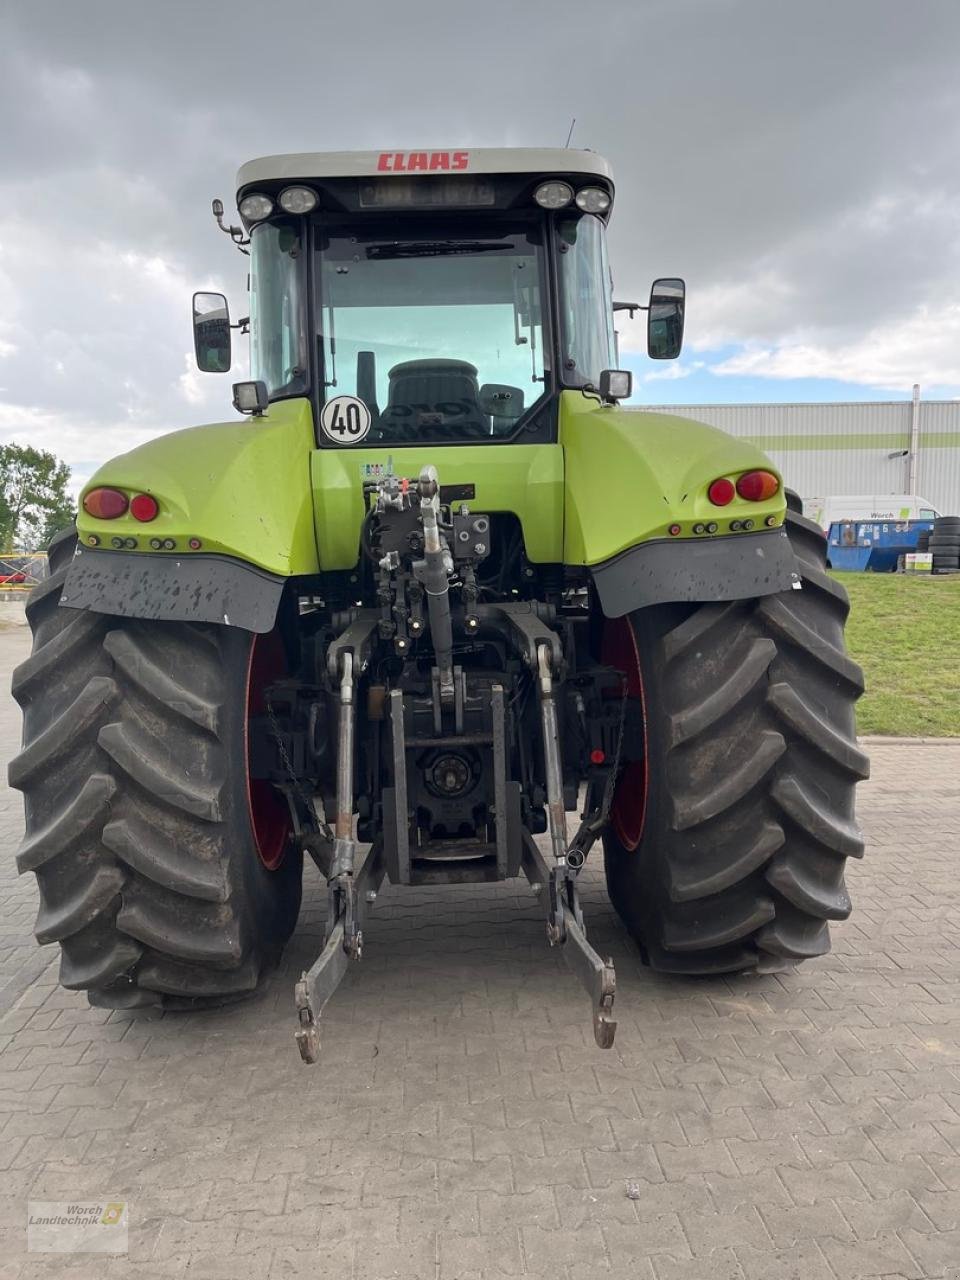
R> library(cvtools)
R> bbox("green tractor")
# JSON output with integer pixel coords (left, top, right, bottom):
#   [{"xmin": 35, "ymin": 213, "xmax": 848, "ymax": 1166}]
[{"xmin": 10, "ymin": 148, "xmax": 868, "ymax": 1059}]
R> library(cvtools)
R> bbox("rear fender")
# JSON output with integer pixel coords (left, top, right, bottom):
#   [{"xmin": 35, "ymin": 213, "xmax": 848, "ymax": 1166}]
[
  {"xmin": 64, "ymin": 399, "xmax": 318, "ymax": 632},
  {"xmin": 559, "ymin": 392, "xmax": 796, "ymax": 615}
]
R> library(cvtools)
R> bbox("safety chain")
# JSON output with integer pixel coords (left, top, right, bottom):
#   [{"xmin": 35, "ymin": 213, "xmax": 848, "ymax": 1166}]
[{"xmin": 265, "ymin": 696, "xmax": 331, "ymax": 837}]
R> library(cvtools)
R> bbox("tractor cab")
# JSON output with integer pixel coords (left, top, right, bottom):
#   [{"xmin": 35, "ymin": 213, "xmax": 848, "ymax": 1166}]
[{"xmin": 194, "ymin": 148, "xmax": 685, "ymax": 445}]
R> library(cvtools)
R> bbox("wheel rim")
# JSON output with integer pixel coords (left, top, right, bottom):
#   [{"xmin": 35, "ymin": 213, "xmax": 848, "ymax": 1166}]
[
  {"xmin": 601, "ymin": 616, "xmax": 648, "ymax": 851},
  {"xmin": 245, "ymin": 630, "xmax": 292, "ymax": 870}
]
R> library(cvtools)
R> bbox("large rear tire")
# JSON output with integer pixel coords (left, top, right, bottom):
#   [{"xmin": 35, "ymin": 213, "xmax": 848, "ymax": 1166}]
[
  {"xmin": 9, "ymin": 529, "xmax": 302, "ymax": 1008},
  {"xmin": 602, "ymin": 512, "xmax": 868, "ymax": 973}
]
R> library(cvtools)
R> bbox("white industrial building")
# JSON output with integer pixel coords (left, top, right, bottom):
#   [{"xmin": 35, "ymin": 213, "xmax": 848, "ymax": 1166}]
[{"xmin": 647, "ymin": 391, "xmax": 960, "ymax": 516}]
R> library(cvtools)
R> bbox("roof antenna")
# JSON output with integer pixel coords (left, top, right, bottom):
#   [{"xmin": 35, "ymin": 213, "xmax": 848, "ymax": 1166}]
[{"xmin": 564, "ymin": 117, "xmax": 576, "ymax": 148}]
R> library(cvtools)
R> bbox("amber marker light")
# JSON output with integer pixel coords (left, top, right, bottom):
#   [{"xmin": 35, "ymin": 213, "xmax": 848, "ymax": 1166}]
[
  {"xmin": 737, "ymin": 470, "xmax": 780, "ymax": 501},
  {"xmin": 83, "ymin": 488, "xmax": 128, "ymax": 519}
]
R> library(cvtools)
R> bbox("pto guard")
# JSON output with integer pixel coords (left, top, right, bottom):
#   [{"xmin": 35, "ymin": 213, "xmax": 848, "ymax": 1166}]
[
  {"xmin": 64, "ymin": 399, "xmax": 319, "ymax": 632},
  {"xmin": 558, "ymin": 394, "xmax": 797, "ymax": 615}
]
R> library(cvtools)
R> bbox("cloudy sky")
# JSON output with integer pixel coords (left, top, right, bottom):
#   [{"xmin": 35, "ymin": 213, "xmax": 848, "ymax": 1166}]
[{"xmin": 2, "ymin": 0, "xmax": 959, "ymax": 493}]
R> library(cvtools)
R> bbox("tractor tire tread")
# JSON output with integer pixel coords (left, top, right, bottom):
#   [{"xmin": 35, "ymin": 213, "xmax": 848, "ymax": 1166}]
[
  {"xmin": 604, "ymin": 511, "xmax": 866, "ymax": 973},
  {"xmin": 670, "ymin": 729, "xmax": 785, "ymax": 830},
  {"xmin": 97, "ymin": 719, "xmax": 223, "ymax": 821},
  {"xmin": 668, "ymin": 819, "xmax": 784, "ymax": 903},
  {"xmin": 767, "ymin": 682, "xmax": 870, "ymax": 778},
  {"xmin": 34, "ymin": 862, "xmax": 125, "ymax": 944},
  {"xmin": 10, "ymin": 529, "xmax": 301, "ymax": 1009},
  {"xmin": 16, "ymin": 773, "xmax": 118, "ymax": 873},
  {"xmin": 103, "ymin": 629, "xmax": 221, "ymax": 733},
  {"xmin": 102, "ymin": 813, "xmax": 228, "ymax": 902},
  {"xmin": 667, "ymin": 637, "xmax": 775, "ymax": 747},
  {"xmin": 660, "ymin": 891, "xmax": 777, "ymax": 952}
]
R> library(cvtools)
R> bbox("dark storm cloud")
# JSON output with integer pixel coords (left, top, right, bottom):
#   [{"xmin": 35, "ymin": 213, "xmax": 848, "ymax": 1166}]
[{"xmin": 1, "ymin": 0, "xmax": 958, "ymax": 487}]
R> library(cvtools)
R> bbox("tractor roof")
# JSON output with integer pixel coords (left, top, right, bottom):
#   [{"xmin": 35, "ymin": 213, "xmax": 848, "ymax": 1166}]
[{"xmin": 236, "ymin": 148, "xmax": 613, "ymax": 193}]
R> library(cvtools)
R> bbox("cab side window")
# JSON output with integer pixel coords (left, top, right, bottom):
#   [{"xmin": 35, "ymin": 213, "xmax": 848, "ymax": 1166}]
[{"xmin": 557, "ymin": 214, "xmax": 616, "ymax": 387}]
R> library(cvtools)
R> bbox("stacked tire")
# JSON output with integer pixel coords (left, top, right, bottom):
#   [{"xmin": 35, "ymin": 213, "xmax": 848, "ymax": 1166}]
[{"xmin": 930, "ymin": 516, "xmax": 960, "ymax": 573}]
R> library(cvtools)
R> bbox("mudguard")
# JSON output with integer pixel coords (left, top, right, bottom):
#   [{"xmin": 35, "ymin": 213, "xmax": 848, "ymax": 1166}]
[
  {"xmin": 589, "ymin": 528, "xmax": 796, "ymax": 618},
  {"xmin": 65, "ymin": 399, "xmax": 319, "ymax": 631},
  {"xmin": 62, "ymin": 548, "xmax": 285, "ymax": 632},
  {"xmin": 559, "ymin": 393, "xmax": 796, "ymax": 614}
]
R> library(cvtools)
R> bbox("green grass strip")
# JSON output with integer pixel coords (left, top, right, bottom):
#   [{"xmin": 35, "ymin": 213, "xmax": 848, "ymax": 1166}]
[{"xmin": 834, "ymin": 571, "xmax": 960, "ymax": 736}]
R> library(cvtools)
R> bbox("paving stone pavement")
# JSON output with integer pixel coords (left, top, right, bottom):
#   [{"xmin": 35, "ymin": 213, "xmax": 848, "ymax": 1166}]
[{"xmin": 1, "ymin": 620, "xmax": 959, "ymax": 1279}]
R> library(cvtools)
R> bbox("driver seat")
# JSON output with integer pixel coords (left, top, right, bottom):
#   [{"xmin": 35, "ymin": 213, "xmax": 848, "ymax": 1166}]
[{"xmin": 378, "ymin": 359, "xmax": 486, "ymax": 438}]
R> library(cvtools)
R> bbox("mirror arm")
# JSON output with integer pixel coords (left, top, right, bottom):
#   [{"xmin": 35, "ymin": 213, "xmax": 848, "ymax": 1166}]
[{"xmin": 613, "ymin": 302, "xmax": 646, "ymax": 318}]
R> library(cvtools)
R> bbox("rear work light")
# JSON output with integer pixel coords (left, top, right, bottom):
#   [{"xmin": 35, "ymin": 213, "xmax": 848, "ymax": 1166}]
[
  {"xmin": 130, "ymin": 493, "xmax": 159, "ymax": 522},
  {"xmin": 278, "ymin": 185, "xmax": 318, "ymax": 214},
  {"xmin": 534, "ymin": 180, "xmax": 574, "ymax": 209},
  {"xmin": 575, "ymin": 186, "xmax": 611, "ymax": 214},
  {"xmin": 707, "ymin": 478, "xmax": 736, "ymax": 506},
  {"xmin": 737, "ymin": 470, "xmax": 780, "ymax": 501},
  {"xmin": 83, "ymin": 488, "xmax": 128, "ymax": 519},
  {"xmin": 239, "ymin": 192, "xmax": 273, "ymax": 221}
]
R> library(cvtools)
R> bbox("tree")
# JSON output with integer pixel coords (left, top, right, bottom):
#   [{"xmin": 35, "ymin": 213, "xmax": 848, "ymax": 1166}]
[{"xmin": 0, "ymin": 444, "xmax": 75, "ymax": 552}]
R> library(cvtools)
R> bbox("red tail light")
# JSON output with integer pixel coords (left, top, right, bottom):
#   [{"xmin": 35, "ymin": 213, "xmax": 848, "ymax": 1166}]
[
  {"xmin": 707, "ymin": 478, "xmax": 736, "ymax": 506},
  {"xmin": 737, "ymin": 470, "xmax": 780, "ymax": 501},
  {"xmin": 82, "ymin": 488, "xmax": 128, "ymax": 519},
  {"xmin": 130, "ymin": 493, "xmax": 159, "ymax": 522}
]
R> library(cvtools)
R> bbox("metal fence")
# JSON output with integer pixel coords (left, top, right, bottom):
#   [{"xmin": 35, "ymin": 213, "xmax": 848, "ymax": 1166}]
[{"xmin": 0, "ymin": 552, "xmax": 47, "ymax": 596}]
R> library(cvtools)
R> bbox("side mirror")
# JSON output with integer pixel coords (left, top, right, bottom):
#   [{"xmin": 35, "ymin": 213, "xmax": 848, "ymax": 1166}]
[
  {"xmin": 193, "ymin": 291, "xmax": 232, "ymax": 373},
  {"xmin": 479, "ymin": 383, "xmax": 525, "ymax": 420},
  {"xmin": 598, "ymin": 369, "xmax": 632, "ymax": 403},
  {"xmin": 647, "ymin": 277, "xmax": 685, "ymax": 360}
]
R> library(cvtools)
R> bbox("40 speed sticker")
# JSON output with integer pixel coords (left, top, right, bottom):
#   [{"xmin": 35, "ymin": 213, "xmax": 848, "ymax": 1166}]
[{"xmin": 320, "ymin": 395, "xmax": 372, "ymax": 444}]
